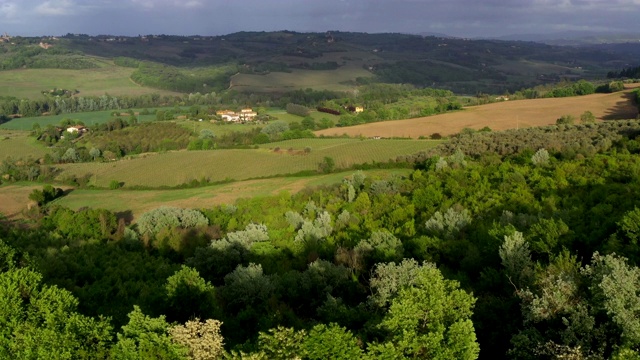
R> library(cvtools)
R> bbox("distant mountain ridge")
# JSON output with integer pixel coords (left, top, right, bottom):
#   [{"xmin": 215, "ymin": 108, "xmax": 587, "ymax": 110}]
[
  {"xmin": 3, "ymin": 30, "xmax": 640, "ymax": 95},
  {"xmin": 490, "ymin": 31, "xmax": 640, "ymax": 45}
]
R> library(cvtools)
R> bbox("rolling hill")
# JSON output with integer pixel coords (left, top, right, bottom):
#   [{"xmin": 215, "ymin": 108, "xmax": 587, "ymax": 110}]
[
  {"xmin": 315, "ymin": 84, "xmax": 640, "ymax": 138},
  {"xmin": 2, "ymin": 31, "xmax": 639, "ymax": 98}
]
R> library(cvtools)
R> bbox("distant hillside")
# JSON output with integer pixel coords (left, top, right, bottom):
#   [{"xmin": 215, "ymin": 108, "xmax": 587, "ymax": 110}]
[
  {"xmin": 493, "ymin": 31, "xmax": 640, "ymax": 44},
  {"xmin": 1, "ymin": 31, "xmax": 639, "ymax": 95}
]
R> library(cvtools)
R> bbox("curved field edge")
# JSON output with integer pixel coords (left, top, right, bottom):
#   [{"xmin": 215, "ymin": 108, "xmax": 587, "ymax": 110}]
[
  {"xmin": 53, "ymin": 139, "xmax": 439, "ymax": 188},
  {"xmin": 0, "ymin": 65, "xmax": 182, "ymax": 100},
  {"xmin": 0, "ymin": 130, "xmax": 50, "ymax": 160},
  {"xmin": 0, "ymin": 169, "xmax": 410, "ymax": 221},
  {"xmin": 314, "ymin": 85, "xmax": 640, "ymax": 138}
]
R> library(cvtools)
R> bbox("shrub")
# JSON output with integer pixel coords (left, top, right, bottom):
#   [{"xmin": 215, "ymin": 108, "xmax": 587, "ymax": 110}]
[
  {"xmin": 531, "ymin": 148, "xmax": 550, "ymax": 166},
  {"xmin": 580, "ymin": 111, "xmax": 596, "ymax": 124},
  {"xmin": 137, "ymin": 206, "xmax": 209, "ymax": 237},
  {"xmin": 109, "ymin": 180, "xmax": 123, "ymax": 189},
  {"xmin": 556, "ymin": 115, "xmax": 575, "ymax": 125}
]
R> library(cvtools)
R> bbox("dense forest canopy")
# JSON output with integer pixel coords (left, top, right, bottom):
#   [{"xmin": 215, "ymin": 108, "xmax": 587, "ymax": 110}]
[
  {"xmin": 3, "ymin": 119, "xmax": 640, "ymax": 358},
  {"xmin": 2, "ymin": 29, "xmax": 640, "ymax": 359}
]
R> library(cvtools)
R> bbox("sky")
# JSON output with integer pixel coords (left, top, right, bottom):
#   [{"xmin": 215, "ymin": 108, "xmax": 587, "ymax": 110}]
[{"xmin": 0, "ymin": 0, "xmax": 639, "ymax": 38}]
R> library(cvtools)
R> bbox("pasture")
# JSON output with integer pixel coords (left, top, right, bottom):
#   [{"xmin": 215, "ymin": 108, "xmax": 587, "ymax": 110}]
[
  {"xmin": 0, "ymin": 110, "xmax": 160, "ymax": 130},
  {"xmin": 230, "ymin": 64, "xmax": 373, "ymax": 93},
  {"xmin": 0, "ymin": 130, "xmax": 49, "ymax": 160},
  {"xmin": 54, "ymin": 138, "xmax": 438, "ymax": 188},
  {"xmin": 0, "ymin": 62, "xmax": 181, "ymax": 100},
  {"xmin": 314, "ymin": 85, "xmax": 640, "ymax": 138},
  {"xmin": 0, "ymin": 169, "xmax": 411, "ymax": 221}
]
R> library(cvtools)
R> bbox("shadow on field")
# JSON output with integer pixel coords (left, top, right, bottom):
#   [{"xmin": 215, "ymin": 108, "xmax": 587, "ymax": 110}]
[
  {"xmin": 602, "ymin": 92, "xmax": 639, "ymax": 120},
  {"xmin": 115, "ymin": 210, "xmax": 134, "ymax": 225}
]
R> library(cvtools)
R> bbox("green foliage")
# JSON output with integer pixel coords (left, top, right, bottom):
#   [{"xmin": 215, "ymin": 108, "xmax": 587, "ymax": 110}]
[
  {"xmin": 294, "ymin": 211, "xmax": 333, "ymax": 243},
  {"xmin": 354, "ymin": 230, "xmax": 403, "ymax": 264},
  {"xmin": 542, "ymin": 80, "xmax": 596, "ymax": 98},
  {"xmin": 221, "ymin": 263, "xmax": 275, "ymax": 312},
  {"xmin": 425, "ymin": 207, "xmax": 472, "ymax": 240},
  {"xmin": 580, "ymin": 110, "xmax": 596, "ymax": 124},
  {"xmin": 111, "ymin": 305, "xmax": 188, "ymax": 359},
  {"xmin": 82, "ymin": 122, "xmax": 194, "ymax": 157},
  {"xmin": 9, "ymin": 116, "xmax": 640, "ymax": 357},
  {"xmin": 131, "ymin": 61, "xmax": 237, "ymax": 93},
  {"xmin": 28, "ymin": 185, "xmax": 64, "ymax": 206},
  {"xmin": 530, "ymin": 148, "xmax": 550, "ymax": 166},
  {"xmin": 0, "ymin": 256, "xmax": 113, "ymax": 359},
  {"xmin": 199, "ymin": 129, "xmax": 215, "ymax": 140},
  {"xmin": 169, "ymin": 318, "xmax": 225, "ymax": 360},
  {"xmin": 137, "ymin": 206, "xmax": 209, "ymax": 237},
  {"xmin": 113, "ymin": 57, "xmax": 142, "ymax": 68},
  {"xmin": 257, "ymin": 326, "xmax": 306, "ymax": 360},
  {"xmin": 556, "ymin": 114, "xmax": 576, "ymax": 125},
  {"xmin": 164, "ymin": 266, "xmax": 217, "ymax": 323},
  {"xmin": 285, "ymin": 103, "xmax": 311, "ymax": 117},
  {"xmin": 370, "ymin": 260, "xmax": 479, "ymax": 359},
  {"xmin": 303, "ymin": 323, "xmax": 363, "ymax": 359},
  {"xmin": 260, "ymin": 120, "xmax": 289, "ymax": 140},
  {"xmin": 584, "ymin": 253, "xmax": 640, "ymax": 347},
  {"xmin": 499, "ymin": 231, "xmax": 534, "ymax": 288},
  {"xmin": 109, "ymin": 180, "xmax": 122, "ymax": 189},
  {"xmin": 318, "ymin": 156, "xmax": 336, "ymax": 173},
  {"xmin": 43, "ymin": 206, "xmax": 118, "ymax": 240}
]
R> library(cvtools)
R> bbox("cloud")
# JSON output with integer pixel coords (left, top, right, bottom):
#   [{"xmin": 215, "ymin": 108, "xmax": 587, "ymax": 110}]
[
  {"xmin": 0, "ymin": 1, "xmax": 18, "ymax": 19},
  {"xmin": 35, "ymin": 0, "xmax": 76, "ymax": 15},
  {"xmin": 0, "ymin": 0, "xmax": 639, "ymax": 37},
  {"xmin": 129, "ymin": 0, "xmax": 203, "ymax": 10}
]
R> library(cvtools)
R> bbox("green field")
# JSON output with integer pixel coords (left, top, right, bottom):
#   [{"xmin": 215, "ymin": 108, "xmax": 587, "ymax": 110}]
[
  {"xmin": 0, "ymin": 169, "xmax": 410, "ymax": 220},
  {"xmin": 0, "ymin": 130, "xmax": 50, "ymax": 160},
  {"xmin": 2, "ymin": 107, "xmax": 339, "ymax": 135},
  {"xmin": 230, "ymin": 64, "xmax": 373, "ymax": 93},
  {"xmin": 54, "ymin": 138, "xmax": 438, "ymax": 187},
  {"xmin": 50, "ymin": 169, "xmax": 411, "ymax": 219},
  {"xmin": 0, "ymin": 110, "xmax": 161, "ymax": 130},
  {"xmin": 0, "ymin": 61, "xmax": 181, "ymax": 100}
]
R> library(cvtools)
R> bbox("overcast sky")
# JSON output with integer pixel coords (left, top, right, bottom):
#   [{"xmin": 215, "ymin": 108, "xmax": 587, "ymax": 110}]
[{"xmin": 1, "ymin": 0, "xmax": 639, "ymax": 38}]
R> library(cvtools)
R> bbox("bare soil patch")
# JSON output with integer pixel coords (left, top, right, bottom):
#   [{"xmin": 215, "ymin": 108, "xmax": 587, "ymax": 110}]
[{"xmin": 315, "ymin": 86, "xmax": 639, "ymax": 139}]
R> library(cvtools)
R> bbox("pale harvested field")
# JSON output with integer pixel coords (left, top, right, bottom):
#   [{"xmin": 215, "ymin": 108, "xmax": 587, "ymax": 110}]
[{"xmin": 315, "ymin": 86, "xmax": 640, "ymax": 138}]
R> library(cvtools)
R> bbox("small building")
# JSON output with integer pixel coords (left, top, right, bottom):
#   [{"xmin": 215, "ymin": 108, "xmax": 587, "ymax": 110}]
[
  {"xmin": 66, "ymin": 125, "xmax": 88, "ymax": 134},
  {"xmin": 239, "ymin": 108, "xmax": 257, "ymax": 121},
  {"xmin": 216, "ymin": 109, "xmax": 257, "ymax": 122}
]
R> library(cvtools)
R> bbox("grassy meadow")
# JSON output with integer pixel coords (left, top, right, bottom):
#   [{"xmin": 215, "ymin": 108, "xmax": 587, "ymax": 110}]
[
  {"xmin": 54, "ymin": 138, "xmax": 438, "ymax": 188},
  {"xmin": 0, "ymin": 169, "xmax": 410, "ymax": 221},
  {"xmin": 0, "ymin": 61, "xmax": 181, "ymax": 100},
  {"xmin": 230, "ymin": 64, "xmax": 372, "ymax": 93},
  {"xmin": 0, "ymin": 130, "xmax": 49, "ymax": 160},
  {"xmin": 0, "ymin": 110, "xmax": 161, "ymax": 130}
]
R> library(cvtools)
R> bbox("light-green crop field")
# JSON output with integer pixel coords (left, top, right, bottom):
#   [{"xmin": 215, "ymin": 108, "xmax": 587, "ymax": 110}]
[
  {"xmin": 230, "ymin": 64, "xmax": 372, "ymax": 93},
  {"xmin": 0, "ymin": 130, "xmax": 49, "ymax": 160},
  {"xmin": 0, "ymin": 61, "xmax": 181, "ymax": 100},
  {"xmin": 3, "ymin": 168, "xmax": 413, "ymax": 221},
  {"xmin": 0, "ymin": 108, "xmax": 178, "ymax": 130},
  {"xmin": 50, "ymin": 169, "xmax": 411, "ymax": 219},
  {"xmin": 54, "ymin": 139, "xmax": 438, "ymax": 188}
]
